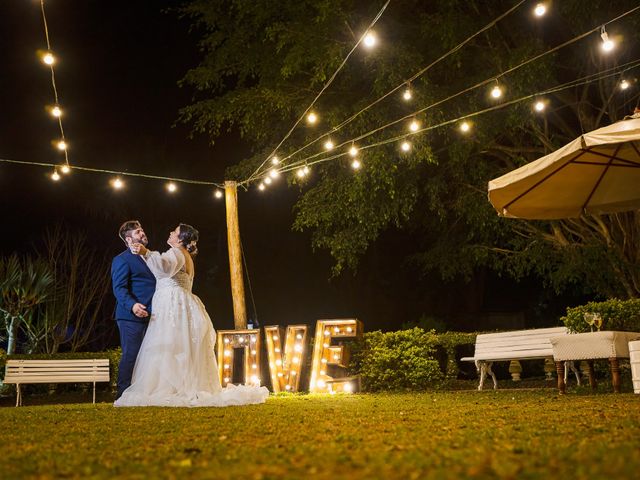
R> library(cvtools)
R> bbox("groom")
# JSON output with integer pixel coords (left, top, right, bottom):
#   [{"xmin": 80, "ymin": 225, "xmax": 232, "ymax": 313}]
[{"xmin": 111, "ymin": 220, "xmax": 156, "ymax": 400}]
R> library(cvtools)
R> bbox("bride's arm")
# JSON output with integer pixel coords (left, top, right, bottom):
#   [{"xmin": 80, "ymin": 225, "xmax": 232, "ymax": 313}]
[{"xmin": 143, "ymin": 247, "xmax": 186, "ymax": 279}]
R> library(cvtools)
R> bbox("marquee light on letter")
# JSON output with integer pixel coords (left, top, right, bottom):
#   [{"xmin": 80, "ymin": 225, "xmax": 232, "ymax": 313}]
[
  {"xmin": 216, "ymin": 329, "xmax": 262, "ymax": 387},
  {"xmin": 309, "ymin": 319, "xmax": 363, "ymax": 393},
  {"xmin": 264, "ymin": 324, "xmax": 309, "ymax": 393}
]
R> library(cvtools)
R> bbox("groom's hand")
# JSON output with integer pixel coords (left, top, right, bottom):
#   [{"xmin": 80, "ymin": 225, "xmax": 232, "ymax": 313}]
[{"xmin": 132, "ymin": 303, "xmax": 149, "ymax": 318}]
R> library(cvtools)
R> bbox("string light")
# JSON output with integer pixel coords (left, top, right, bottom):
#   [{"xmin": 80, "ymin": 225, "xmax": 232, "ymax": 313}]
[
  {"xmin": 533, "ymin": 3, "xmax": 546, "ymax": 17},
  {"xmin": 111, "ymin": 178, "xmax": 124, "ymax": 190},
  {"xmin": 50, "ymin": 105, "xmax": 62, "ymax": 118},
  {"xmin": 409, "ymin": 120, "xmax": 420, "ymax": 132},
  {"xmin": 534, "ymin": 100, "xmax": 546, "ymax": 112},
  {"xmin": 214, "ymin": 189, "xmax": 223, "ymax": 199},
  {"xmin": 271, "ymin": 156, "xmax": 279, "ymax": 165},
  {"xmin": 303, "ymin": 165, "xmax": 310, "ymax": 175},
  {"xmin": 363, "ymin": 32, "xmax": 377, "ymax": 48},
  {"xmin": 56, "ymin": 140, "xmax": 67, "ymax": 151},
  {"xmin": 307, "ymin": 112, "xmax": 318, "ymax": 124},
  {"xmin": 60, "ymin": 164, "xmax": 71, "ymax": 174},
  {"xmin": 42, "ymin": 51, "xmax": 55, "ymax": 65},
  {"xmin": 620, "ymin": 79, "xmax": 630, "ymax": 90},
  {"xmin": 264, "ymin": 177, "xmax": 272, "ymax": 185},
  {"xmin": 351, "ymin": 159, "xmax": 361, "ymax": 170},
  {"xmin": 269, "ymin": 169, "xmax": 280, "ymax": 179},
  {"xmin": 324, "ymin": 139, "xmax": 334, "ymax": 150},
  {"xmin": 166, "ymin": 182, "xmax": 177, "ymax": 193},
  {"xmin": 349, "ymin": 145, "xmax": 358, "ymax": 157},
  {"xmin": 600, "ymin": 26, "xmax": 614, "ymax": 52},
  {"xmin": 51, "ymin": 170, "xmax": 60, "ymax": 181},
  {"xmin": 402, "ymin": 86, "xmax": 412, "ymax": 101},
  {"xmin": 296, "ymin": 168, "xmax": 306, "ymax": 178},
  {"xmin": 459, "ymin": 121, "xmax": 471, "ymax": 133},
  {"xmin": 490, "ymin": 84, "xmax": 503, "ymax": 99},
  {"xmin": 258, "ymin": 183, "xmax": 265, "ymax": 191},
  {"xmin": 400, "ymin": 141, "xmax": 411, "ymax": 151}
]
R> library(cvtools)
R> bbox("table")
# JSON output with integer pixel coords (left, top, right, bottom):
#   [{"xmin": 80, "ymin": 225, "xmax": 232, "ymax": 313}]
[{"xmin": 550, "ymin": 331, "xmax": 640, "ymax": 394}]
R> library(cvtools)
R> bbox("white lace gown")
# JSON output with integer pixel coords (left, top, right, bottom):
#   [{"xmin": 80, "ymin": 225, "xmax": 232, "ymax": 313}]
[{"xmin": 114, "ymin": 247, "xmax": 269, "ymax": 407}]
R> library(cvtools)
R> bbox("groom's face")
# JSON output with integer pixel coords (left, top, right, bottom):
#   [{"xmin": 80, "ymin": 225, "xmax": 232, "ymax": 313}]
[{"xmin": 126, "ymin": 227, "xmax": 148, "ymax": 247}]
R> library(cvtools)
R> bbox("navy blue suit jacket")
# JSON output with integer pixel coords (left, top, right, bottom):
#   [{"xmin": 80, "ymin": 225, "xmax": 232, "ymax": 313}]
[{"xmin": 111, "ymin": 249, "xmax": 156, "ymax": 322}]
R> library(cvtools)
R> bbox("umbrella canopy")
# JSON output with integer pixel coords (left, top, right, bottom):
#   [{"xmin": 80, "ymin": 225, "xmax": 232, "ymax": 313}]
[{"xmin": 488, "ymin": 115, "xmax": 640, "ymax": 219}]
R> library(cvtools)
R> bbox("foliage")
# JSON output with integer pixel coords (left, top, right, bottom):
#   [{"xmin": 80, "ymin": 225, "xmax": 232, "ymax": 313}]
[
  {"xmin": 1, "ymin": 392, "xmax": 640, "ymax": 479},
  {"xmin": 34, "ymin": 227, "xmax": 114, "ymax": 354},
  {"xmin": 351, "ymin": 327, "xmax": 444, "ymax": 391},
  {"xmin": 560, "ymin": 298, "xmax": 640, "ymax": 333},
  {"xmin": 180, "ymin": 0, "xmax": 640, "ymax": 294},
  {"xmin": 0, "ymin": 254, "xmax": 54, "ymax": 355}
]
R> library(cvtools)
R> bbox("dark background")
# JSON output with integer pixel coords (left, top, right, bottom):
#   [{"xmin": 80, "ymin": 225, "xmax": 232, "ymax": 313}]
[{"xmin": 0, "ymin": 1, "xmax": 574, "ymax": 349}]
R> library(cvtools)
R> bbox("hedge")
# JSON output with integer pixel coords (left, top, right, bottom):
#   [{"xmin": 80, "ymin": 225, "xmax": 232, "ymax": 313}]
[{"xmin": 561, "ymin": 298, "xmax": 640, "ymax": 333}]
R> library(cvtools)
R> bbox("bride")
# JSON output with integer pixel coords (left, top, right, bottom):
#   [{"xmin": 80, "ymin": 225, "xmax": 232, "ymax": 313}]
[{"xmin": 114, "ymin": 223, "xmax": 269, "ymax": 407}]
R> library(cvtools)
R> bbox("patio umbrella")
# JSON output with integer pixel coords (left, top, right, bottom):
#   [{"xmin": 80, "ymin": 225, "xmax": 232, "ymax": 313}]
[{"xmin": 488, "ymin": 114, "xmax": 640, "ymax": 219}]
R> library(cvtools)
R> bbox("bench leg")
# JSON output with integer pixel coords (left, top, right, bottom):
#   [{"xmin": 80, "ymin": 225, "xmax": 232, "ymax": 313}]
[
  {"xmin": 16, "ymin": 384, "xmax": 21, "ymax": 407},
  {"xmin": 93, "ymin": 382, "xmax": 96, "ymax": 404},
  {"xmin": 478, "ymin": 361, "xmax": 487, "ymax": 391},
  {"xmin": 555, "ymin": 361, "xmax": 566, "ymax": 395},
  {"xmin": 486, "ymin": 362, "xmax": 497, "ymax": 390},
  {"xmin": 564, "ymin": 361, "xmax": 581, "ymax": 386},
  {"xmin": 609, "ymin": 357, "xmax": 621, "ymax": 393},
  {"xmin": 587, "ymin": 361, "xmax": 597, "ymax": 390}
]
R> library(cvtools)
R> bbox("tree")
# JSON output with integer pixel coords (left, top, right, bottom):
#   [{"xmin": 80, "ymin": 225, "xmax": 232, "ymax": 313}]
[
  {"xmin": 0, "ymin": 254, "xmax": 53, "ymax": 355},
  {"xmin": 179, "ymin": 0, "xmax": 640, "ymax": 297}
]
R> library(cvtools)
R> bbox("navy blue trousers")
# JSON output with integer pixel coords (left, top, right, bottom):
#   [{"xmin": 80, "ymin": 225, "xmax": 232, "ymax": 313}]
[{"xmin": 116, "ymin": 319, "xmax": 148, "ymax": 398}]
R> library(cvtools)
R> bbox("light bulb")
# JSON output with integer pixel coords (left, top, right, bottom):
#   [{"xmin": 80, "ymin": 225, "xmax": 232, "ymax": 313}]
[
  {"xmin": 51, "ymin": 170, "xmax": 60, "ymax": 181},
  {"xmin": 251, "ymin": 350, "xmax": 257, "ymax": 355},
  {"xmin": 273, "ymin": 336, "xmax": 279, "ymax": 341},
  {"xmin": 166, "ymin": 182, "xmax": 177, "ymax": 193},
  {"xmin": 285, "ymin": 385, "xmax": 292, "ymax": 390},
  {"xmin": 56, "ymin": 140, "xmax": 67, "ymax": 151},
  {"xmin": 600, "ymin": 30, "xmax": 614, "ymax": 52},
  {"xmin": 324, "ymin": 330, "xmax": 330, "ymax": 336},
  {"xmin": 324, "ymin": 139, "xmax": 334, "ymax": 150},
  {"xmin": 224, "ymin": 338, "xmax": 230, "ymax": 344},
  {"xmin": 460, "ymin": 121, "xmax": 471, "ymax": 133},
  {"xmin": 334, "ymin": 327, "xmax": 340, "ymax": 333},
  {"xmin": 409, "ymin": 120, "xmax": 420, "ymax": 132},
  {"xmin": 269, "ymin": 169, "xmax": 279, "ymax": 179},
  {"xmin": 351, "ymin": 159, "xmax": 362, "ymax": 170},
  {"xmin": 363, "ymin": 32, "xmax": 376, "ymax": 48},
  {"xmin": 264, "ymin": 177, "xmax": 272, "ymax": 185},
  {"xmin": 238, "ymin": 336, "xmax": 245, "ymax": 343},
  {"xmin": 316, "ymin": 380, "xmax": 326, "ymax": 388},
  {"xmin": 307, "ymin": 112, "xmax": 317, "ymax": 124},
  {"xmin": 252, "ymin": 364, "xmax": 257, "ymax": 369},
  {"xmin": 112, "ymin": 178, "xmax": 124, "ymax": 189},
  {"xmin": 491, "ymin": 85, "xmax": 503, "ymax": 99},
  {"xmin": 346, "ymin": 326, "xmax": 353, "ymax": 333},
  {"xmin": 215, "ymin": 190, "xmax": 223, "ymax": 199},
  {"xmin": 271, "ymin": 156, "xmax": 279, "ymax": 165},
  {"xmin": 296, "ymin": 168, "xmax": 306, "ymax": 178},
  {"xmin": 294, "ymin": 344, "xmax": 303, "ymax": 352},
  {"xmin": 534, "ymin": 101, "xmax": 546, "ymax": 112},
  {"xmin": 42, "ymin": 52, "xmax": 55, "ymax": 65},
  {"xmin": 251, "ymin": 375, "xmax": 259, "ymax": 383},
  {"xmin": 349, "ymin": 145, "xmax": 358, "ymax": 157},
  {"xmin": 224, "ymin": 377, "xmax": 230, "ymax": 383},
  {"xmin": 401, "ymin": 141, "xmax": 411, "ymax": 152},
  {"xmin": 274, "ymin": 347, "xmax": 280, "ymax": 353},
  {"xmin": 51, "ymin": 106, "xmax": 62, "ymax": 118},
  {"xmin": 343, "ymin": 383, "xmax": 353, "ymax": 393},
  {"xmin": 292, "ymin": 357, "xmax": 300, "ymax": 364},
  {"xmin": 60, "ymin": 164, "xmax": 71, "ymax": 174},
  {"xmin": 296, "ymin": 334, "xmax": 303, "ymax": 339},
  {"xmin": 534, "ymin": 3, "xmax": 546, "ymax": 17},
  {"xmin": 224, "ymin": 350, "xmax": 231, "ymax": 356},
  {"xmin": 224, "ymin": 364, "xmax": 230, "ymax": 369},
  {"xmin": 403, "ymin": 88, "xmax": 412, "ymax": 101},
  {"xmin": 620, "ymin": 80, "xmax": 630, "ymax": 90},
  {"xmin": 258, "ymin": 183, "xmax": 265, "ymax": 191},
  {"xmin": 275, "ymin": 359, "xmax": 282, "ymax": 366}
]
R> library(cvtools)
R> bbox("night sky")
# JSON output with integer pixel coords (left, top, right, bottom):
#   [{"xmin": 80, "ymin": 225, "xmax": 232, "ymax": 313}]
[{"xmin": 0, "ymin": 1, "xmax": 561, "ymax": 346}]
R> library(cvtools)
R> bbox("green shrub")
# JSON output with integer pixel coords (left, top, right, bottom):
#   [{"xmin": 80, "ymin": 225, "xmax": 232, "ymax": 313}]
[
  {"xmin": 561, "ymin": 298, "xmax": 640, "ymax": 333},
  {"xmin": 352, "ymin": 327, "xmax": 444, "ymax": 391}
]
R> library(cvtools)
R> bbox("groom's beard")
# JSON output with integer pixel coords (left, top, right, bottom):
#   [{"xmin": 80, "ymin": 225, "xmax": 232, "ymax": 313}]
[{"xmin": 131, "ymin": 235, "xmax": 148, "ymax": 246}]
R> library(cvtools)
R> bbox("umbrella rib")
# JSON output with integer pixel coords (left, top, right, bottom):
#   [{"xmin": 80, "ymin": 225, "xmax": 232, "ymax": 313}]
[
  {"xmin": 581, "ymin": 144, "xmax": 622, "ymax": 213},
  {"xmin": 572, "ymin": 160, "xmax": 640, "ymax": 168},
  {"xmin": 579, "ymin": 149, "xmax": 640, "ymax": 167},
  {"xmin": 503, "ymin": 149, "xmax": 589, "ymax": 211}
]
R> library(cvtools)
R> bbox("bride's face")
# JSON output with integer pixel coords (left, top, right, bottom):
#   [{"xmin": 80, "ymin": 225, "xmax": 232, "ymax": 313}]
[{"xmin": 167, "ymin": 226, "xmax": 181, "ymax": 247}]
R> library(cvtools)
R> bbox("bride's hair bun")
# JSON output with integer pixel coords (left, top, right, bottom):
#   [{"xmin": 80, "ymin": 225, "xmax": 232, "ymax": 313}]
[{"xmin": 178, "ymin": 223, "xmax": 199, "ymax": 257}]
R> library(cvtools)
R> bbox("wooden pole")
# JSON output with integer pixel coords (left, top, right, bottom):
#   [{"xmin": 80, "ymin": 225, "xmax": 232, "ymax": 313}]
[{"xmin": 224, "ymin": 180, "xmax": 247, "ymax": 329}]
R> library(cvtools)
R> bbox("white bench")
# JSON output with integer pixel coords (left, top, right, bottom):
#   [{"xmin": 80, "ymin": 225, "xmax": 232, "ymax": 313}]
[
  {"xmin": 461, "ymin": 327, "xmax": 579, "ymax": 390},
  {"xmin": 4, "ymin": 359, "xmax": 110, "ymax": 406}
]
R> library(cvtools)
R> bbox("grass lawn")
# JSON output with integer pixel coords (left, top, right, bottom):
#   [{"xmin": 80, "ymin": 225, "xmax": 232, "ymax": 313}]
[{"xmin": 0, "ymin": 389, "xmax": 639, "ymax": 479}]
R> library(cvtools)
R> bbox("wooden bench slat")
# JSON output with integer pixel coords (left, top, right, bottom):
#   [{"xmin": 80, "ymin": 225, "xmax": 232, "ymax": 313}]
[{"xmin": 6, "ymin": 360, "xmax": 109, "ymax": 366}]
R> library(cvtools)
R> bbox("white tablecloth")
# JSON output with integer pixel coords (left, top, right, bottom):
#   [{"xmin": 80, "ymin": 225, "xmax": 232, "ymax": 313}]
[{"xmin": 550, "ymin": 331, "xmax": 640, "ymax": 361}]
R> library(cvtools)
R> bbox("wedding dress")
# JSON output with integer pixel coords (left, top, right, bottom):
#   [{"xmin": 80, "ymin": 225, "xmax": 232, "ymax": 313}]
[{"xmin": 114, "ymin": 247, "xmax": 269, "ymax": 407}]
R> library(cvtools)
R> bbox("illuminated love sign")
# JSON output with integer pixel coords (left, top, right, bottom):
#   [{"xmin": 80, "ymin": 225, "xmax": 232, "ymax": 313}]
[{"xmin": 216, "ymin": 320, "xmax": 363, "ymax": 393}]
